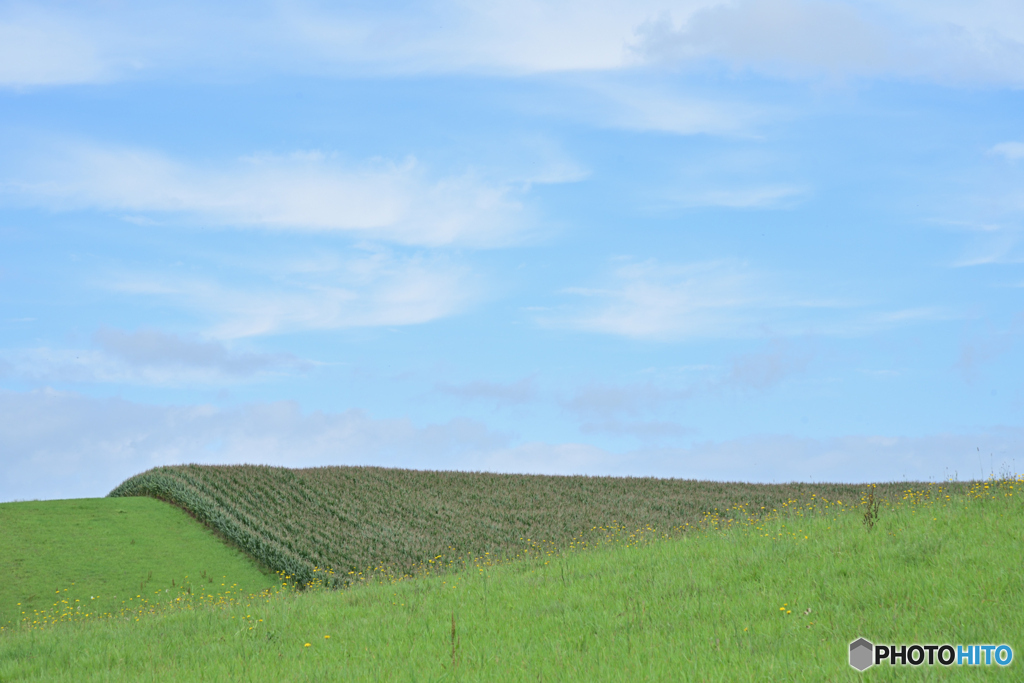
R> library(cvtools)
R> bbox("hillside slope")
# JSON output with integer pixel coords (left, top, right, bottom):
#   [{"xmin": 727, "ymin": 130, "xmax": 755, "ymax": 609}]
[
  {"xmin": 7, "ymin": 477, "xmax": 1020, "ymax": 681},
  {"xmin": 0, "ymin": 497, "xmax": 277, "ymax": 627},
  {"xmin": 108, "ymin": 464, "xmax": 948, "ymax": 587}
]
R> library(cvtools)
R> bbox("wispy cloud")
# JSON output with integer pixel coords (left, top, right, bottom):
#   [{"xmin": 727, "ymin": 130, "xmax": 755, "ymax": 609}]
[
  {"xmin": 2, "ymin": 387, "xmax": 1020, "ymax": 502},
  {"xmin": 5, "ymin": 1, "xmax": 1024, "ymax": 85},
  {"xmin": 0, "ymin": 329, "xmax": 304, "ymax": 386},
  {"xmin": 435, "ymin": 376, "xmax": 538, "ymax": 406},
  {"xmin": 990, "ymin": 142, "xmax": 1024, "ymax": 161},
  {"xmin": 0, "ymin": 0, "xmax": 674, "ymax": 85},
  {"xmin": 282, "ymin": 0, "xmax": 659, "ymax": 74},
  {"xmin": 547, "ymin": 258, "xmax": 947, "ymax": 341},
  {"xmin": 577, "ymin": 79, "xmax": 768, "ymax": 136},
  {"xmin": 475, "ymin": 441, "xmax": 619, "ymax": 477},
  {"xmin": 930, "ymin": 167, "xmax": 1024, "ymax": 268},
  {"xmin": 2, "ymin": 142, "xmax": 560, "ymax": 247},
  {"xmin": 633, "ymin": 0, "xmax": 893, "ymax": 79},
  {"xmin": 105, "ymin": 251, "xmax": 480, "ymax": 338},
  {"xmin": 955, "ymin": 318, "xmax": 1024, "ymax": 384},
  {"xmin": 547, "ymin": 259, "xmax": 789, "ymax": 340},
  {"xmin": 667, "ymin": 184, "xmax": 807, "ymax": 209},
  {"xmin": 473, "ymin": 430, "xmax": 1024, "ymax": 482},
  {"xmin": 0, "ymin": 7, "xmax": 108, "ymax": 86},
  {"xmin": 727, "ymin": 339, "xmax": 814, "ymax": 390},
  {"xmin": 0, "ymin": 389, "xmax": 510, "ymax": 502},
  {"xmin": 637, "ymin": 431, "xmax": 1024, "ymax": 483},
  {"xmin": 559, "ymin": 341, "xmax": 811, "ymax": 433},
  {"xmin": 562, "ymin": 380, "xmax": 691, "ymax": 418},
  {"xmin": 950, "ymin": 230, "xmax": 1023, "ymax": 267},
  {"xmin": 94, "ymin": 328, "xmax": 289, "ymax": 374},
  {"xmin": 579, "ymin": 419, "xmax": 690, "ymax": 439},
  {"xmin": 632, "ymin": 0, "xmax": 1024, "ymax": 85}
]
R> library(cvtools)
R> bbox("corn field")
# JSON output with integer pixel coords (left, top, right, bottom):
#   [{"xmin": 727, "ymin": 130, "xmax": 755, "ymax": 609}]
[{"xmin": 108, "ymin": 464, "xmax": 959, "ymax": 589}]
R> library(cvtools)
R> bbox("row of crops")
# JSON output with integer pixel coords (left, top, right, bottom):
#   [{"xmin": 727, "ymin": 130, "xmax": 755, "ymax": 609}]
[{"xmin": 108, "ymin": 464, "xmax": 957, "ymax": 588}]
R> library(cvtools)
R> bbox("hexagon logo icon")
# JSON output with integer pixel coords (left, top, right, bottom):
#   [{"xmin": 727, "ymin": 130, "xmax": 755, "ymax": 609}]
[{"xmin": 850, "ymin": 638, "xmax": 874, "ymax": 671}]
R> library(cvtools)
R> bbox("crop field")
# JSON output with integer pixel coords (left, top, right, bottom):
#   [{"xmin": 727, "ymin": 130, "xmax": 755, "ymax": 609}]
[
  {"xmin": 0, "ymin": 497, "xmax": 279, "ymax": 629},
  {"xmin": 107, "ymin": 464, "xmax": 970, "ymax": 588},
  {"xmin": 1, "ymin": 476, "xmax": 1020, "ymax": 681}
]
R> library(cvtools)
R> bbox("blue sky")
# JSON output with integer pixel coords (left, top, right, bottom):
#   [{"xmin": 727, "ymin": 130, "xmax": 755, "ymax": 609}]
[{"xmin": 3, "ymin": 0, "xmax": 1024, "ymax": 502}]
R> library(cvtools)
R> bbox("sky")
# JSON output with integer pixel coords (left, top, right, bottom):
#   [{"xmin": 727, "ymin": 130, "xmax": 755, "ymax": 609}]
[{"xmin": 2, "ymin": 0, "xmax": 1024, "ymax": 502}]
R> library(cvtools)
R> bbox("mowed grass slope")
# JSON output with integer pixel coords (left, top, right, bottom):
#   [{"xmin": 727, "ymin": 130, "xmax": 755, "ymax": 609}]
[
  {"xmin": 3, "ymin": 478, "xmax": 1020, "ymax": 681},
  {"xmin": 108, "ymin": 464, "xmax": 966, "ymax": 588},
  {"xmin": 0, "ymin": 497, "xmax": 279, "ymax": 628}
]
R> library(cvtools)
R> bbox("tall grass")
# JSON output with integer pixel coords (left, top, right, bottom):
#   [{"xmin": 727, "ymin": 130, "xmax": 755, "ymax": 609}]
[{"xmin": 4, "ymin": 476, "xmax": 1018, "ymax": 681}]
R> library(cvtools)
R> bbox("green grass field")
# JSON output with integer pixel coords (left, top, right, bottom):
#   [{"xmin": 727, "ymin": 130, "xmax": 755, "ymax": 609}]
[
  {"xmin": 2, "ymin": 477, "xmax": 1020, "ymax": 681},
  {"xmin": 0, "ymin": 497, "xmax": 279, "ymax": 629}
]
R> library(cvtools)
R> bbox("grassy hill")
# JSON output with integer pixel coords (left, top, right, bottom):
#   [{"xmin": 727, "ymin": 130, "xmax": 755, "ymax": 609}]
[
  {"xmin": 107, "ymin": 464, "xmax": 964, "ymax": 589},
  {"xmin": 0, "ymin": 497, "xmax": 279, "ymax": 628},
  {"xmin": 3, "ymin": 476, "xmax": 1019, "ymax": 681}
]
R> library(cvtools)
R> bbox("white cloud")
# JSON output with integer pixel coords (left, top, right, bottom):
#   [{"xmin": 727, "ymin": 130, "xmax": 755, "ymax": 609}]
[
  {"xmin": 634, "ymin": 0, "xmax": 891, "ymax": 77},
  {"xmin": 506, "ymin": 137, "xmax": 592, "ymax": 185},
  {"xmin": 0, "ymin": 0, "xmax": 684, "ymax": 86},
  {"xmin": 188, "ymin": 0, "xmax": 708, "ymax": 76},
  {"xmin": 94, "ymin": 328, "xmax": 293, "ymax": 374},
  {"xmin": 641, "ymin": 432, "xmax": 1024, "ymax": 483},
  {"xmin": 632, "ymin": 0, "xmax": 1024, "ymax": 85},
  {"xmin": 283, "ymin": 0, "xmax": 658, "ymax": 74},
  {"xmin": 1, "ymin": 350, "xmax": 299, "ymax": 388},
  {"xmin": 5, "ymin": 1, "xmax": 1024, "ymax": 85},
  {"xmin": 475, "ymin": 442, "xmax": 622, "ymax": 476},
  {"xmin": 727, "ymin": 340, "xmax": 814, "ymax": 390},
  {"xmin": 468, "ymin": 431, "xmax": 1024, "ymax": 482},
  {"xmin": 548, "ymin": 258, "xmax": 948, "ymax": 341},
  {"xmin": 549, "ymin": 259, "xmax": 782, "ymax": 340},
  {"xmin": 668, "ymin": 184, "xmax": 808, "ymax": 209},
  {"xmin": 579, "ymin": 419, "xmax": 690, "ymax": 439},
  {"xmin": 0, "ymin": 9, "xmax": 108, "ymax": 86},
  {"xmin": 0, "ymin": 329, "xmax": 305, "ymax": 386},
  {"xmin": 563, "ymin": 381, "xmax": 691, "ymax": 418},
  {"xmin": 955, "ymin": 319, "xmax": 1024, "ymax": 384},
  {"xmin": 991, "ymin": 142, "xmax": 1024, "ymax": 161},
  {"xmin": 0, "ymin": 389, "xmax": 511, "ymax": 502},
  {"xmin": 507, "ymin": 76, "xmax": 770, "ymax": 137},
  {"xmin": 930, "ymin": 181, "xmax": 1024, "ymax": 270},
  {"xmin": 435, "ymin": 377, "xmax": 539, "ymax": 406},
  {"xmin": 950, "ymin": 230, "xmax": 1023, "ymax": 267},
  {"xmin": 442, "ymin": 0, "xmax": 665, "ymax": 72},
  {"xmin": 106, "ymin": 251, "xmax": 480, "ymax": 338},
  {"xmin": 1, "ymin": 388, "xmax": 1018, "ymax": 502},
  {"xmin": 558, "ymin": 342, "xmax": 812, "ymax": 429},
  {"xmin": 581, "ymin": 80, "xmax": 767, "ymax": 136},
  {"xmin": 3, "ymin": 143, "xmax": 547, "ymax": 247}
]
